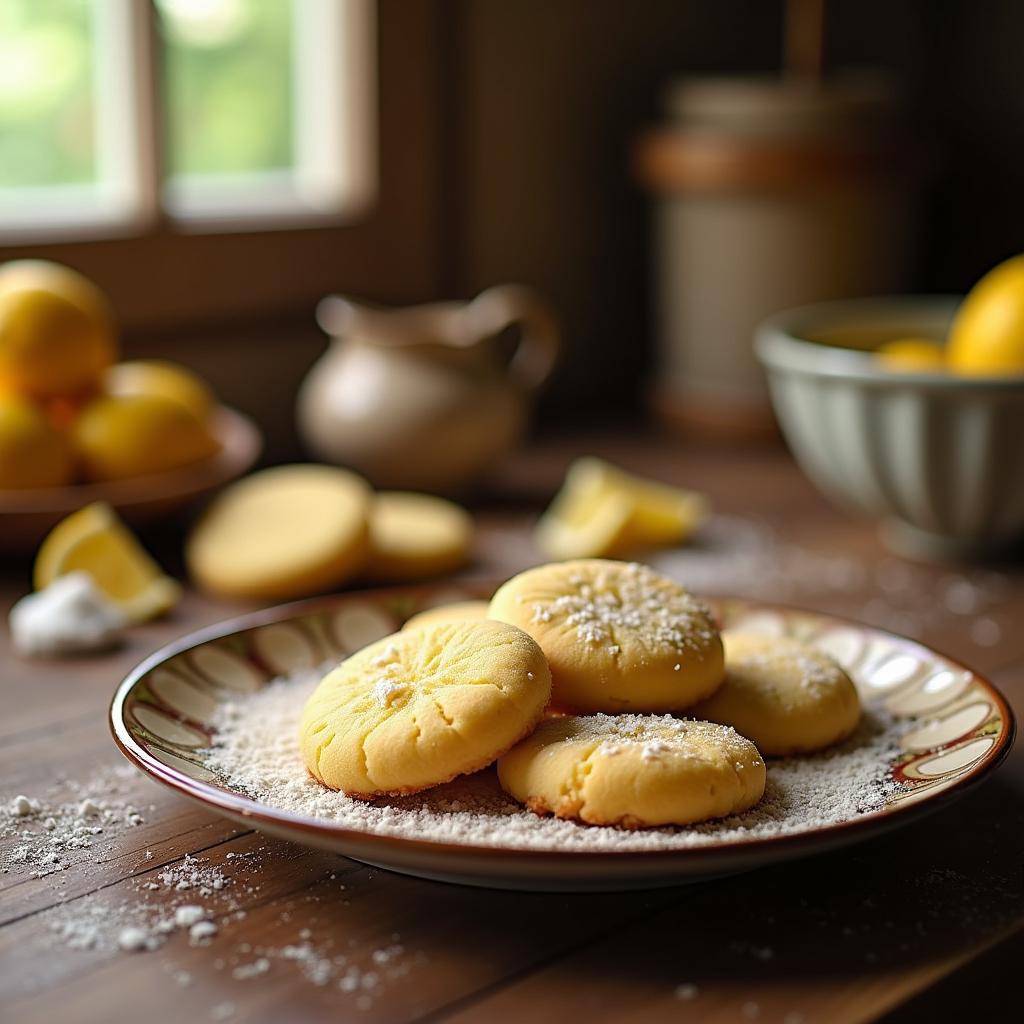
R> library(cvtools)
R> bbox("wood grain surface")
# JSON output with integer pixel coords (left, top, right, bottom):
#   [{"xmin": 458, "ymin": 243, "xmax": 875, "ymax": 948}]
[{"xmin": 2, "ymin": 433, "xmax": 1021, "ymax": 1024}]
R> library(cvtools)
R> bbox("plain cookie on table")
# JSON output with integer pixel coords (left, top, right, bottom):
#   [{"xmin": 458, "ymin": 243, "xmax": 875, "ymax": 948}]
[
  {"xmin": 300, "ymin": 620, "xmax": 551, "ymax": 797},
  {"xmin": 498, "ymin": 713, "xmax": 765, "ymax": 828},
  {"xmin": 488, "ymin": 559, "xmax": 724, "ymax": 712},
  {"xmin": 692, "ymin": 631, "xmax": 861, "ymax": 755},
  {"xmin": 367, "ymin": 492, "xmax": 473, "ymax": 582},
  {"xmin": 186, "ymin": 464, "xmax": 371, "ymax": 600}
]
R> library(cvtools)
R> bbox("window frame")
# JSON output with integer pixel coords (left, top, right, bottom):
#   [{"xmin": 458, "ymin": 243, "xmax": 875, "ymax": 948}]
[
  {"xmin": 0, "ymin": 0, "xmax": 158, "ymax": 244},
  {"xmin": 0, "ymin": 0, "xmax": 443, "ymax": 335}
]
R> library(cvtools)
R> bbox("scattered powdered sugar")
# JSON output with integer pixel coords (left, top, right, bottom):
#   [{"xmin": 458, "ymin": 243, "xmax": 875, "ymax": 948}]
[
  {"xmin": 44, "ymin": 849, "xmax": 239, "ymax": 955},
  {"xmin": 653, "ymin": 515, "xmax": 1011, "ymax": 647},
  {"xmin": 204, "ymin": 674, "xmax": 904, "ymax": 853},
  {"xmin": 158, "ymin": 853, "xmax": 229, "ymax": 895},
  {"xmin": 641, "ymin": 740, "xmax": 671, "ymax": 761},
  {"xmin": 729, "ymin": 642, "xmax": 846, "ymax": 695},
  {"xmin": 373, "ymin": 679, "xmax": 408, "ymax": 707},
  {"xmin": 2, "ymin": 760, "xmax": 428, "ymax": 1011},
  {"xmin": 528, "ymin": 561, "xmax": 716, "ymax": 655},
  {"xmin": 1, "ymin": 763, "xmax": 151, "ymax": 878}
]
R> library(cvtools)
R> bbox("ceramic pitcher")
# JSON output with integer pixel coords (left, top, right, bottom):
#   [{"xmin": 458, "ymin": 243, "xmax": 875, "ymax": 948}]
[{"xmin": 297, "ymin": 285, "xmax": 560, "ymax": 492}]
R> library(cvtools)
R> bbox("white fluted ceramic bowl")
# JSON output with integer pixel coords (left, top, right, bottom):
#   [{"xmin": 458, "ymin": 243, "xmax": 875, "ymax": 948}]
[{"xmin": 756, "ymin": 297, "xmax": 1024, "ymax": 559}]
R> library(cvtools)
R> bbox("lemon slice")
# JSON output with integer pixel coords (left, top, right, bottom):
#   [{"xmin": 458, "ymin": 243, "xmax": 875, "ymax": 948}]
[
  {"xmin": 536, "ymin": 457, "xmax": 709, "ymax": 560},
  {"xmin": 34, "ymin": 502, "xmax": 181, "ymax": 623}
]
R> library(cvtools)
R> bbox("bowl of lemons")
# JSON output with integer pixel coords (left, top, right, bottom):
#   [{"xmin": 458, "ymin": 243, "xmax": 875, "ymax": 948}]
[
  {"xmin": 756, "ymin": 255, "xmax": 1024, "ymax": 559},
  {"xmin": 0, "ymin": 260, "xmax": 261, "ymax": 550}
]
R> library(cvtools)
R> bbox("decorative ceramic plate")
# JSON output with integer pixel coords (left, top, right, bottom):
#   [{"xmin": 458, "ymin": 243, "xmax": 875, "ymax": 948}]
[
  {"xmin": 0, "ymin": 406, "xmax": 261, "ymax": 550},
  {"xmin": 110, "ymin": 586, "xmax": 1015, "ymax": 891}
]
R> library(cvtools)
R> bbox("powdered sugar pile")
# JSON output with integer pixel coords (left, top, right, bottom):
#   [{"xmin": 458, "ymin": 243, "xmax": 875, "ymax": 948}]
[{"xmin": 203, "ymin": 674, "xmax": 903, "ymax": 852}]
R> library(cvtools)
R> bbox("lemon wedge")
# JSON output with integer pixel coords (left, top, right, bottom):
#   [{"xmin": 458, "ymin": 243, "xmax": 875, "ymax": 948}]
[
  {"xmin": 34, "ymin": 502, "xmax": 181, "ymax": 623},
  {"xmin": 536, "ymin": 457, "xmax": 709, "ymax": 560}
]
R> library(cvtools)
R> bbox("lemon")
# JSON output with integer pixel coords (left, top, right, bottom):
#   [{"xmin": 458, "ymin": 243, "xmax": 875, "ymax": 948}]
[
  {"xmin": 34, "ymin": 502, "xmax": 181, "ymax": 622},
  {"xmin": 876, "ymin": 338, "xmax": 946, "ymax": 372},
  {"xmin": 0, "ymin": 260, "xmax": 117, "ymax": 399},
  {"xmin": 105, "ymin": 360, "xmax": 215, "ymax": 423},
  {"xmin": 947, "ymin": 253, "xmax": 1024, "ymax": 375},
  {"xmin": 72, "ymin": 392, "xmax": 220, "ymax": 482},
  {"xmin": 536, "ymin": 457, "xmax": 709, "ymax": 560},
  {"xmin": 0, "ymin": 394, "xmax": 75, "ymax": 489}
]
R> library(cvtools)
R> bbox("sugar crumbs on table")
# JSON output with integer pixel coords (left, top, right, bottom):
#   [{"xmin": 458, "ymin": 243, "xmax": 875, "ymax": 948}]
[
  {"xmin": 158, "ymin": 854, "xmax": 228, "ymax": 895},
  {"xmin": 1, "ymin": 764, "xmax": 146, "ymax": 878},
  {"xmin": 652, "ymin": 514, "xmax": 1010, "ymax": 649},
  {"xmin": 232, "ymin": 958, "xmax": 271, "ymax": 980},
  {"xmin": 174, "ymin": 904, "xmax": 207, "ymax": 927},
  {"xmin": 117, "ymin": 926, "xmax": 153, "ymax": 952},
  {"xmin": 674, "ymin": 983, "xmax": 699, "ymax": 1000},
  {"xmin": 9, "ymin": 795, "xmax": 36, "ymax": 817},
  {"xmin": 189, "ymin": 920, "xmax": 219, "ymax": 945}
]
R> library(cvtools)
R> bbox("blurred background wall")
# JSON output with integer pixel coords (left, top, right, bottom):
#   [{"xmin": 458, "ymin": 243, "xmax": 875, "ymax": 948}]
[{"xmin": 4, "ymin": 0, "xmax": 1024, "ymax": 457}]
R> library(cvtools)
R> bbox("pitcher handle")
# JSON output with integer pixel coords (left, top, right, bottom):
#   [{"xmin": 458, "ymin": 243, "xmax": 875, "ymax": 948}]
[{"xmin": 463, "ymin": 284, "xmax": 560, "ymax": 392}]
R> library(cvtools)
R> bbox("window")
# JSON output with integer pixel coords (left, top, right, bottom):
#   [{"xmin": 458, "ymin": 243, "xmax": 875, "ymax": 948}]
[
  {"xmin": 0, "ymin": 0, "xmax": 155, "ymax": 239},
  {"xmin": 0, "ymin": 0, "xmax": 375, "ymax": 242}
]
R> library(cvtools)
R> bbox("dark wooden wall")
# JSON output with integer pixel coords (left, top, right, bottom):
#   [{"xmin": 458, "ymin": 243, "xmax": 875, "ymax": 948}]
[{"xmin": 4, "ymin": 0, "xmax": 1023, "ymax": 452}]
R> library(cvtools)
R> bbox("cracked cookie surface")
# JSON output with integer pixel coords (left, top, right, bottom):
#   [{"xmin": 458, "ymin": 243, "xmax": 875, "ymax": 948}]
[
  {"xmin": 693, "ymin": 632, "xmax": 861, "ymax": 755},
  {"xmin": 488, "ymin": 559, "xmax": 724, "ymax": 712},
  {"xmin": 299, "ymin": 620, "xmax": 551, "ymax": 797},
  {"xmin": 497, "ymin": 713, "xmax": 765, "ymax": 828}
]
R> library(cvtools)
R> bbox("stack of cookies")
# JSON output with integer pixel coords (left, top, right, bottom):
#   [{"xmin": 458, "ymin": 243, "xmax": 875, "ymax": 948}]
[{"xmin": 299, "ymin": 560, "xmax": 861, "ymax": 829}]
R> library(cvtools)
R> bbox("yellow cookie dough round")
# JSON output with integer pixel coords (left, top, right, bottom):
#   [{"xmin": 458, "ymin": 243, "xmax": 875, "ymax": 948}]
[
  {"xmin": 402, "ymin": 600, "xmax": 490, "ymax": 631},
  {"xmin": 488, "ymin": 559, "xmax": 723, "ymax": 712},
  {"xmin": 367, "ymin": 492, "xmax": 473, "ymax": 582},
  {"xmin": 300, "ymin": 619, "xmax": 551, "ymax": 796},
  {"xmin": 693, "ymin": 632, "xmax": 861, "ymax": 755},
  {"xmin": 498, "ymin": 713, "xmax": 765, "ymax": 828},
  {"xmin": 186, "ymin": 464, "xmax": 371, "ymax": 600}
]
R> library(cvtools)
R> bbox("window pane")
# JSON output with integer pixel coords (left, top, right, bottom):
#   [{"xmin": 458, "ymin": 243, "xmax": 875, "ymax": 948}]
[
  {"xmin": 0, "ymin": 0, "xmax": 96, "ymax": 190},
  {"xmin": 157, "ymin": 0, "xmax": 294, "ymax": 179}
]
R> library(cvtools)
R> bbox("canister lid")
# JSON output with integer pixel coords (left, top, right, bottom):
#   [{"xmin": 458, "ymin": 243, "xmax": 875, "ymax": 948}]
[{"xmin": 664, "ymin": 73, "xmax": 900, "ymax": 141}]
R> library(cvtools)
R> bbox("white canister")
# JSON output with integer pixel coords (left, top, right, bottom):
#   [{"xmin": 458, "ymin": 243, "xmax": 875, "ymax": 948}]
[{"xmin": 637, "ymin": 75, "xmax": 918, "ymax": 436}]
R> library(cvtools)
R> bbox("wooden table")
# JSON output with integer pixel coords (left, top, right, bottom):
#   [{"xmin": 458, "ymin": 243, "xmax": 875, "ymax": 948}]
[{"xmin": 2, "ymin": 433, "xmax": 1022, "ymax": 1024}]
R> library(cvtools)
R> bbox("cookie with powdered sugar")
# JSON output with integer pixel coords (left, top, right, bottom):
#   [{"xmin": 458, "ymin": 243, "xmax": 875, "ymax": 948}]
[
  {"xmin": 693, "ymin": 632, "xmax": 861, "ymax": 755},
  {"xmin": 498, "ymin": 713, "xmax": 765, "ymax": 828},
  {"xmin": 488, "ymin": 559, "xmax": 724, "ymax": 712},
  {"xmin": 300, "ymin": 620, "xmax": 550, "ymax": 797}
]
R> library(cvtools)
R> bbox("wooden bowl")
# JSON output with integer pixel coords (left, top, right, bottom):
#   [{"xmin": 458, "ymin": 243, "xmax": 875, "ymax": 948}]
[{"xmin": 0, "ymin": 406, "xmax": 261, "ymax": 551}]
